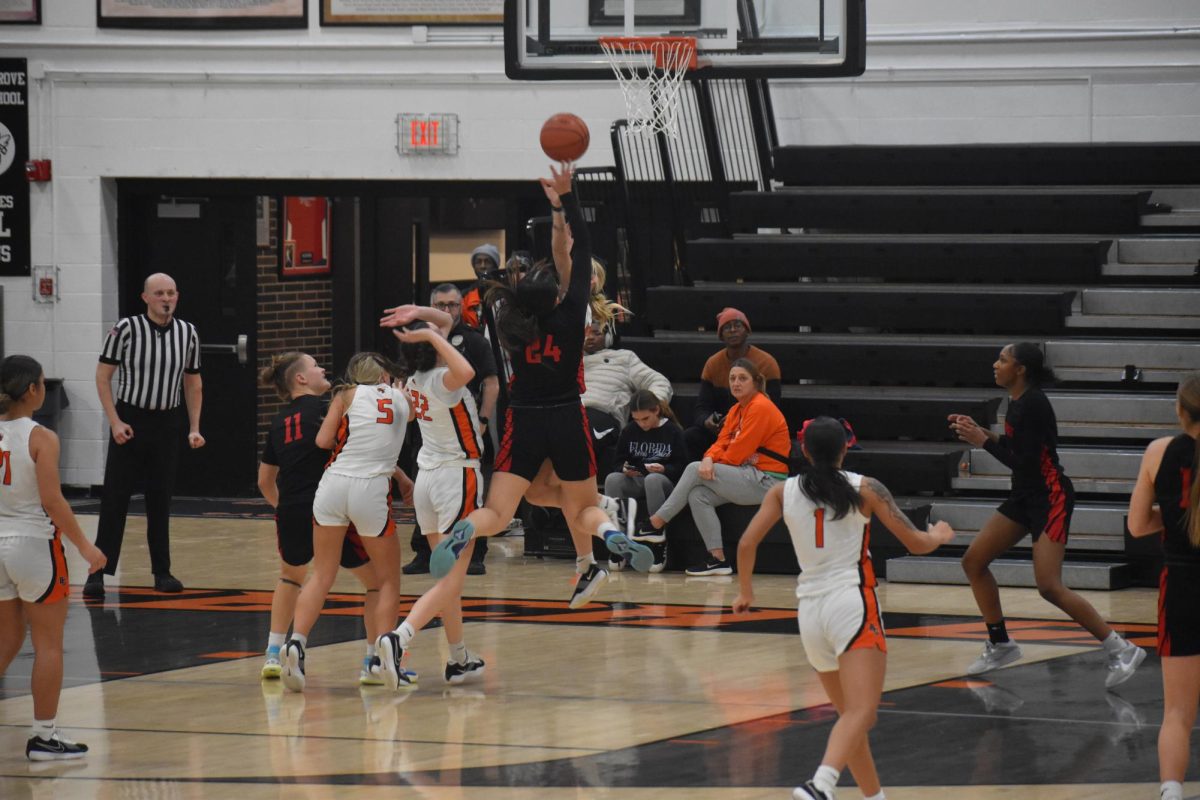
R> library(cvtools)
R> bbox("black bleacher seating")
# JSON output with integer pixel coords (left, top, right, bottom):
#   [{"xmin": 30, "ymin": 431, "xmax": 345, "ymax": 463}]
[
  {"xmin": 686, "ymin": 235, "xmax": 1109, "ymax": 284},
  {"xmin": 772, "ymin": 144, "xmax": 1200, "ymax": 187},
  {"xmin": 729, "ymin": 188, "xmax": 1156, "ymax": 234},
  {"xmin": 670, "ymin": 384, "xmax": 1002, "ymax": 442},
  {"xmin": 646, "ymin": 285, "xmax": 1075, "ymax": 335},
  {"xmin": 624, "ymin": 334, "xmax": 1003, "ymax": 387}
]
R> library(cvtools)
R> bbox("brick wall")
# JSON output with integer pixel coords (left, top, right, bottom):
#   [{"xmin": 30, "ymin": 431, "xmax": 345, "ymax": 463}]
[{"xmin": 255, "ymin": 197, "xmax": 334, "ymax": 455}]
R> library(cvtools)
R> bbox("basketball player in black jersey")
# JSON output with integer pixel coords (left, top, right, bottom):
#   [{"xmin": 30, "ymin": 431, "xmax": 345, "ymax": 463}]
[
  {"xmin": 949, "ymin": 342, "xmax": 1144, "ymax": 685},
  {"xmin": 1128, "ymin": 371, "xmax": 1200, "ymax": 800},
  {"xmin": 387, "ymin": 166, "xmax": 652, "ymax": 597}
]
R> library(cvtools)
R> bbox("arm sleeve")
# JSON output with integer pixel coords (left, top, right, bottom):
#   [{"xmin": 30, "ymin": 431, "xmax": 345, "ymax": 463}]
[
  {"xmin": 714, "ymin": 400, "xmax": 775, "ymax": 466},
  {"xmin": 693, "ymin": 380, "xmax": 717, "ymax": 427},
  {"xmin": 184, "ymin": 323, "xmax": 202, "ymax": 374},
  {"xmin": 986, "ymin": 394, "xmax": 1052, "ymax": 476},
  {"xmin": 261, "ymin": 432, "xmax": 278, "ymax": 466},
  {"xmin": 562, "ymin": 190, "xmax": 592, "ymax": 306},
  {"xmin": 705, "ymin": 411, "xmax": 736, "ymax": 462},
  {"xmin": 98, "ymin": 319, "xmax": 127, "ymax": 365}
]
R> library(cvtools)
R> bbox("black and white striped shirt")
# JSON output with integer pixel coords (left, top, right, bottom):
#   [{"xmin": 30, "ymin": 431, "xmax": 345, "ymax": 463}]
[{"xmin": 99, "ymin": 315, "xmax": 201, "ymax": 411}]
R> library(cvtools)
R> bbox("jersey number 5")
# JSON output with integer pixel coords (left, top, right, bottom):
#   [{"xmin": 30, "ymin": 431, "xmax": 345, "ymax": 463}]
[
  {"xmin": 376, "ymin": 398, "xmax": 394, "ymax": 425},
  {"xmin": 813, "ymin": 508, "xmax": 825, "ymax": 549},
  {"xmin": 525, "ymin": 335, "xmax": 562, "ymax": 365}
]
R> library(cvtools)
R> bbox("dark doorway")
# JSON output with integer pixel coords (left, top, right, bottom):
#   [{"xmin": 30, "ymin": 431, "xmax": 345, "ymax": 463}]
[{"xmin": 117, "ymin": 191, "xmax": 259, "ymax": 496}]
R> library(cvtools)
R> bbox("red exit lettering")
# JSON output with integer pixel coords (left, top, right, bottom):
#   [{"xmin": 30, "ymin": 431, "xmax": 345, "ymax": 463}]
[{"xmin": 409, "ymin": 119, "xmax": 441, "ymax": 148}]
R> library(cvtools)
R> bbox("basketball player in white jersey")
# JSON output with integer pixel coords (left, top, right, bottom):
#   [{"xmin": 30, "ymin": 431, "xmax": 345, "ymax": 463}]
[
  {"xmin": 376, "ymin": 304, "xmax": 488, "ymax": 689},
  {"xmin": 733, "ymin": 417, "xmax": 954, "ymax": 800},
  {"xmin": 282, "ymin": 353, "xmax": 413, "ymax": 692},
  {"xmin": 0, "ymin": 355, "xmax": 107, "ymax": 760}
]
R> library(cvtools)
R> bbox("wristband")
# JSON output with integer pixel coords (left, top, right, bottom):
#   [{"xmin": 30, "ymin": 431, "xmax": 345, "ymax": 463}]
[{"xmin": 550, "ymin": 205, "xmax": 564, "ymax": 213}]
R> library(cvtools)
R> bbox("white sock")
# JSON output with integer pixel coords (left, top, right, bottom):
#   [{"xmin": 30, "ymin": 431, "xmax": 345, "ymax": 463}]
[
  {"xmin": 396, "ymin": 621, "xmax": 416, "ymax": 649},
  {"xmin": 596, "ymin": 522, "xmax": 616, "ymax": 540},
  {"xmin": 267, "ymin": 632, "xmax": 286, "ymax": 651},
  {"xmin": 366, "ymin": 642, "xmax": 377, "ymax": 658},
  {"xmin": 813, "ymin": 764, "xmax": 840, "ymax": 795},
  {"xmin": 576, "ymin": 553, "xmax": 595, "ymax": 574},
  {"xmin": 1102, "ymin": 630, "xmax": 1125, "ymax": 654},
  {"xmin": 1161, "ymin": 780, "xmax": 1183, "ymax": 800},
  {"xmin": 32, "ymin": 719, "xmax": 55, "ymax": 739},
  {"xmin": 864, "ymin": 791, "xmax": 886, "ymax": 800},
  {"xmin": 291, "ymin": 633, "xmax": 308, "ymax": 648},
  {"xmin": 449, "ymin": 640, "xmax": 469, "ymax": 664}
]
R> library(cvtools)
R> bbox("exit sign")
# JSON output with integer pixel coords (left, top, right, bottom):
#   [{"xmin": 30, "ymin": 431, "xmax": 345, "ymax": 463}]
[{"xmin": 397, "ymin": 113, "xmax": 459, "ymax": 155}]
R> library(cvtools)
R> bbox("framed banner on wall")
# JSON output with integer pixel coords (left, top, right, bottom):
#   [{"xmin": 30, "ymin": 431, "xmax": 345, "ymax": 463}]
[
  {"xmin": 320, "ymin": 0, "xmax": 502, "ymax": 26},
  {"xmin": 0, "ymin": 58, "xmax": 30, "ymax": 276},
  {"xmin": 98, "ymin": 0, "xmax": 307, "ymax": 29},
  {"xmin": 279, "ymin": 197, "xmax": 332, "ymax": 279},
  {"xmin": 0, "ymin": 1, "xmax": 41, "ymax": 24}
]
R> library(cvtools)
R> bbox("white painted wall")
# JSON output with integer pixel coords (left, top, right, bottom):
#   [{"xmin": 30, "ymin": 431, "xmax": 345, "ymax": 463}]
[{"xmin": 0, "ymin": 0, "xmax": 1197, "ymax": 486}]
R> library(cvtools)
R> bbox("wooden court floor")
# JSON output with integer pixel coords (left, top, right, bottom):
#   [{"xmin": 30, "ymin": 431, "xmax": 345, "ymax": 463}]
[{"xmin": 1, "ymin": 513, "xmax": 1196, "ymax": 799}]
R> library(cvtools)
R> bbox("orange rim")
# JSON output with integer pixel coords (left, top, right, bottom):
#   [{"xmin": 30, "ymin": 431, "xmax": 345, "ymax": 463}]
[{"xmin": 598, "ymin": 35, "xmax": 698, "ymax": 71}]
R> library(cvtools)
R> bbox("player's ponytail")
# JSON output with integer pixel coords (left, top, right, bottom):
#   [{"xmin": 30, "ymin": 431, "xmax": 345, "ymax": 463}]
[
  {"xmin": 1011, "ymin": 342, "xmax": 1056, "ymax": 386},
  {"xmin": 799, "ymin": 416, "xmax": 862, "ymax": 521},
  {"xmin": 259, "ymin": 351, "xmax": 305, "ymax": 401},
  {"xmin": 487, "ymin": 264, "xmax": 559, "ymax": 355},
  {"xmin": 1176, "ymin": 372, "xmax": 1200, "ymax": 547},
  {"xmin": 398, "ymin": 320, "xmax": 438, "ymax": 373},
  {"xmin": 0, "ymin": 355, "xmax": 43, "ymax": 414}
]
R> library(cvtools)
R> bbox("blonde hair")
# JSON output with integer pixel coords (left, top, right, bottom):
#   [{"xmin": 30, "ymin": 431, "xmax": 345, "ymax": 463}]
[
  {"xmin": 1178, "ymin": 372, "xmax": 1200, "ymax": 547},
  {"xmin": 334, "ymin": 352, "xmax": 403, "ymax": 402},
  {"xmin": 259, "ymin": 352, "xmax": 307, "ymax": 401},
  {"xmin": 589, "ymin": 259, "xmax": 631, "ymax": 331}
]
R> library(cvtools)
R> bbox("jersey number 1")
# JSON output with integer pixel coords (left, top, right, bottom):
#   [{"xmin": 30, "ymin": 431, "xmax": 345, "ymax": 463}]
[
  {"xmin": 0, "ymin": 449, "xmax": 10, "ymax": 486},
  {"xmin": 813, "ymin": 508, "xmax": 825, "ymax": 549}
]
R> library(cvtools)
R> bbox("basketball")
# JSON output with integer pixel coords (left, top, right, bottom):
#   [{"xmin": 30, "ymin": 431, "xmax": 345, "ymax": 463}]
[{"xmin": 540, "ymin": 113, "xmax": 590, "ymax": 162}]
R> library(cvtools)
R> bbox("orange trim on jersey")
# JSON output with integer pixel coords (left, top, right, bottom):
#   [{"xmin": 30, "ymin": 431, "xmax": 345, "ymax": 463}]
[
  {"xmin": 376, "ymin": 486, "xmax": 396, "ymax": 538},
  {"xmin": 845, "ymin": 585, "xmax": 887, "ymax": 656},
  {"xmin": 495, "ymin": 407, "xmax": 515, "ymax": 473},
  {"xmin": 858, "ymin": 521, "xmax": 877, "ymax": 588},
  {"xmin": 345, "ymin": 526, "xmax": 369, "ymax": 561},
  {"xmin": 1158, "ymin": 566, "xmax": 1171, "ymax": 656},
  {"xmin": 324, "ymin": 415, "xmax": 350, "ymax": 468},
  {"xmin": 450, "ymin": 401, "xmax": 482, "ymax": 461},
  {"xmin": 35, "ymin": 530, "xmax": 70, "ymax": 604}
]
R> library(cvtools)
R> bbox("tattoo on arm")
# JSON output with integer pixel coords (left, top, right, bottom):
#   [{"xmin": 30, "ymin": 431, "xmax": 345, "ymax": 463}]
[{"xmin": 865, "ymin": 477, "xmax": 917, "ymax": 533}]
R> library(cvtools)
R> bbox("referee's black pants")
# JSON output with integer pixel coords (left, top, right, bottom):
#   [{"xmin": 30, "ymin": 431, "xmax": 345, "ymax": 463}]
[{"xmin": 95, "ymin": 402, "xmax": 182, "ymax": 576}]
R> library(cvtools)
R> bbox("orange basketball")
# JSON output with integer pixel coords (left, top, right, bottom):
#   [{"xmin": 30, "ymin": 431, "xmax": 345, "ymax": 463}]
[{"xmin": 540, "ymin": 113, "xmax": 590, "ymax": 162}]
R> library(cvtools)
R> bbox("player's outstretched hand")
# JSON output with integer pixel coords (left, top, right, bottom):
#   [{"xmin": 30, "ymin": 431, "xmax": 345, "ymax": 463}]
[{"xmin": 380, "ymin": 304, "xmax": 420, "ymax": 329}]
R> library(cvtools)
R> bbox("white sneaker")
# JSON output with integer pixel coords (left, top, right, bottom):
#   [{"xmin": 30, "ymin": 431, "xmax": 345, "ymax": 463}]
[
  {"xmin": 261, "ymin": 654, "xmax": 282, "ymax": 680},
  {"xmin": 1105, "ymin": 641, "xmax": 1147, "ymax": 690},
  {"xmin": 602, "ymin": 496, "xmax": 637, "ymax": 537},
  {"xmin": 608, "ymin": 557, "xmax": 625, "ymax": 572},
  {"xmin": 281, "ymin": 639, "xmax": 306, "ymax": 692},
  {"xmin": 568, "ymin": 563, "xmax": 609, "ymax": 609},
  {"xmin": 965, "ymin": 640, "xmax": 1022, "ymax": 675}
]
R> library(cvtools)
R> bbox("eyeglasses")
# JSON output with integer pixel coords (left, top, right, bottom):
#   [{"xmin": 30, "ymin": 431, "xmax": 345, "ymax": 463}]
[{"xmin": 433, "ymin": 301, "xmax": 462, "ymax": 310}]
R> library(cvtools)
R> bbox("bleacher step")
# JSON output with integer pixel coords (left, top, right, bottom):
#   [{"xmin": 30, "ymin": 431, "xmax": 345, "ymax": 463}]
[{"xmin": 886, "ymin": 556, "xmax": 1132, "ymax": 590}]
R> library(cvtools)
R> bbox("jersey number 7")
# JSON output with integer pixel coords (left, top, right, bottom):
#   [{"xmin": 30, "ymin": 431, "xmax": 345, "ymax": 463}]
[
  {"xmin": 813, "ymin": 508, "xmax": 825, "ymax": 548},
  {"xmin": 0, "ymin": 449, "xmax": 10, "ymax": 486}
]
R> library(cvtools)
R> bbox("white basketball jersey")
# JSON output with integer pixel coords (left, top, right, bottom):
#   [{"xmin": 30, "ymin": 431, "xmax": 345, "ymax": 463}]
[
  {"xmin": 406, "ymin": 367, "xmax": 484, "ymax": 469},
  {"xmin": 0, "ymin": 418, "xmax": 55, "ymax": 539},
  {"xmin": 325, "ymin": 383, "xmax": 409, "ymax": 478},
  {"xmin": 783, "ymin": 471, "xmax": 875, "ymax": 599}
]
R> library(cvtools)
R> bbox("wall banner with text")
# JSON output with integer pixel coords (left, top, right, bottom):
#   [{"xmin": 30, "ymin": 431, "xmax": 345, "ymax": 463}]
[{"xmin": 0, "ymin": 58, "xmax": 29, "ymax": 277}]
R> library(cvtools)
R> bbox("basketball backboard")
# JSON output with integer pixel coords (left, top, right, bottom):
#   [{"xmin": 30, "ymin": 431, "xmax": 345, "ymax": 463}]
[{"xmin": 504, "ymin": 0, "xmax": 865, "ymax": 81}]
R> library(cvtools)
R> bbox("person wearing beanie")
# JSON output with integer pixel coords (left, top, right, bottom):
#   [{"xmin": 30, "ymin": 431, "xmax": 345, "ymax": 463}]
[
  {"xmin": 462, "ymin": 243, "xmax": 501, "ymax": 330},
  {"xmin": 683, "ymin": 307, "xmax": 782, "ymax": 459}
]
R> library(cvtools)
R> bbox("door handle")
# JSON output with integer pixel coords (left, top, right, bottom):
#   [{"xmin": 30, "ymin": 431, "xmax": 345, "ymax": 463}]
[{"xmin": 200, "ymin": 334, "xmax": 250, "ymax": 365}]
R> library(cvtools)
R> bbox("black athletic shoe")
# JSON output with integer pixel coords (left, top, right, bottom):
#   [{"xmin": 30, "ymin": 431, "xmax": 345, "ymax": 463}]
[
  {"xmin": 26, "ymin": 732, "xmax": 88, "ymax": 761},
  {"xmin": 403, "ymin": 552, "xmax": 431, "ymax": 575},
  {"xmin": 444, "ymin": 653, "xmax": 485, "ymax": 684},
  {"xmin": 792, "ymin": 781, "xmax": 833, "ymax": 800},
  {"xmin": 153, "ymin": 573, "xmax": 184, "ymax": 593},
  {"xmin": 376, "ymin": 632, "xmax": 414, "ymax": 691},
  {"xmin": 281, "ymin": 639, "xmax": 306, "ymax": 692},
  {"xmin": 568, "ymin": 563, "xmax": 608, "ymax": 609},
  {"xmin": 685, "ymin": 558, "xmax": 732, "ymax": 577},
  {"xmin": 466, "ymin": 559, "xmax": 486, "ymax": 576},
  {"xmin": 82, "ymin": 573, "xmax": 105, "ymax": 599}
]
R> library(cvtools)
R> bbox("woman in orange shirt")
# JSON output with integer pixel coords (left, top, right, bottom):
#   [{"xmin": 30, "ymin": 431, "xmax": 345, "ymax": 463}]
[{"xmin": 645, "ymin": 358, "xmax": 791, "ymax": 574}]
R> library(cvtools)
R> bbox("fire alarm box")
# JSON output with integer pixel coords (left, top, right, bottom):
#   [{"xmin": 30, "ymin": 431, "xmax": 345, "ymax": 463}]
[
  {"xmin": 32, "ymin": 266, "xmax": 59, "ymax": 303},
  {"xmin": 25, "ymin": 159, "xmax": 52, "ymax": 182}
]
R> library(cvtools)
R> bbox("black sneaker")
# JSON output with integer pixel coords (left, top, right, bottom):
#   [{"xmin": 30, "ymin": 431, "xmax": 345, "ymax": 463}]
[
  {"xmin": 685, "ymin": 558, "xmax": 732, "ymax": 576},
  {"xmin": 631, "ymin": 525, "xmax": 666, "ymax": 545},
  {"xmin": 466, "ymin": 559, "xmax": 486, "ymax": 576},
  {"xmin": 403, "ymin": 552, "xmax": 430, "ymax": 575},
  {"xmin": 568, "ymin": 563, "xmax": 609, "ymax": 609},
  {"xmin": 444, "ymin": 652, "xmax": 485, "ymax": 684},
  {"xmin": 281, "ymin": 639, "xmax": 306, "ymax": 692},
  {"xmin": 153, "ymin": 573, "xmax": 184, "ymax": 593},
  {"xmin": 26, "ymin": 731, "xmax": 88, "ymax": 761},
  {"xmin": 792, "ymin": 781, "xmax": 833, "ymax": 800},
  {"xmin": 82, "ymin": 573, "xmax": 105, "ymax": 599}
]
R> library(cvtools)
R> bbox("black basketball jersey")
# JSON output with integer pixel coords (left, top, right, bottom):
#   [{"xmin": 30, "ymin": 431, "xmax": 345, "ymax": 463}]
[
  {"xmin": 507, "ymin": 190, "xmax": 590, "ymax": 408},
  {"xmin": 984, "ymin": 387, "xmax": 1064, "ymax": 494},
  {"xmin": 261, "ymin": 395, "xmax": 328, "ymax": 508},
  {"xmin": 1156, "ymin": 433, "xmax": 1200, "ymax": 567}
]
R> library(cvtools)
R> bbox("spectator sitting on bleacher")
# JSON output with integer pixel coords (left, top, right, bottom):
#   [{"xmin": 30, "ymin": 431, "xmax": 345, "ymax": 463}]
[
  {"xmin": 684, "ymin": 307, "xmax": 782, "ymax": 460},
  {"xmin": 603, "ymin": 389, "xmax": 689, "ymax": 573},
  {"xmin": 583, "ymin": 321, "xmax": 673, "ymax": 478},
  {"xmin": 644, "ymin": 358, "xmax": 790, "ymax": 576}
]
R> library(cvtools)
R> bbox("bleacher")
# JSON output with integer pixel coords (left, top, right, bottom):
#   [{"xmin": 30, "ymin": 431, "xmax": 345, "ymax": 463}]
[{"xmin": 626, "ymin": 143, "xmax": 1200, "ymax": 586}]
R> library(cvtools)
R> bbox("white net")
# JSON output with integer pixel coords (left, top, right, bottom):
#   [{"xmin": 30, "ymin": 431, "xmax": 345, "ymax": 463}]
[{"xmin": 599, "ymin": 37, "xmax": 696, "ymax": 137}]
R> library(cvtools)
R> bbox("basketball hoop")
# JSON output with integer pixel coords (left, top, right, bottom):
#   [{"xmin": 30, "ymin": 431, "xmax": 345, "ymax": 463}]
[{"xmin": 599, "ymin": 36, "xmax": 697, "ymax": 137}]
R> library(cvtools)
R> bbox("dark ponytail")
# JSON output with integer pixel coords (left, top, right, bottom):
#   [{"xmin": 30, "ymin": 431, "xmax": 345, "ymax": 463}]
[
  {"xmin": 1011, "ymin": 342, "xmax": 1056, "ymax": 386},
  {"xmin": 1176, "ymin": 371, "xmax": 1200, "ymax": 547},
  {"xmin": 799, "ymin": 416, "xmax": 862, "ymax": 521},
  {"xmin": 397, "ymin": 320, "xmax": 438, "ymax": 373},
  {"xmin": 485, "ymin": 262, "xmax": 559, "ymax": 354},
  {"xmin": 0, "ymin": 355, "xmax": 43, "ymax": 414}
]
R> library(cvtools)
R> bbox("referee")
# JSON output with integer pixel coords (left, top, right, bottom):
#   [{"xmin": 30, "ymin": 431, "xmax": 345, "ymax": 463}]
[{"xmin": 83, "ymin": 273, "xmax": 205, "ymax": 598}]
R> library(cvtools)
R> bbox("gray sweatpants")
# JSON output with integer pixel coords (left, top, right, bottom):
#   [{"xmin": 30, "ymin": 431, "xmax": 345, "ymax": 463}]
[
  {"xmin": 653, "ymin": 462, "xmax": 781, "ymax": 552},
  {"xmin": 603, "ymin": 471, "xmax": 675, "ymax": 516}
]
